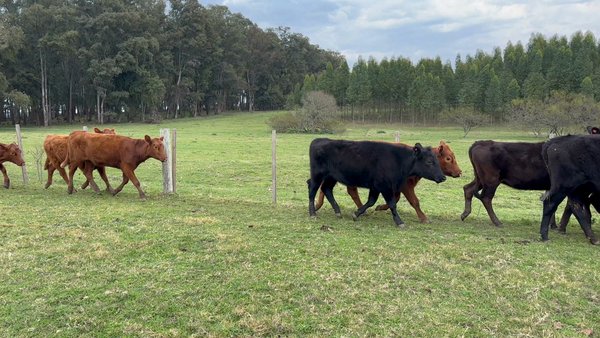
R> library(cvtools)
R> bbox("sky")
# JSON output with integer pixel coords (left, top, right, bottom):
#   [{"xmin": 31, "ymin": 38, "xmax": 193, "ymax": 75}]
[{"xmin": 196, "ymin": 0, "xmax": 600, "ymax": 68}]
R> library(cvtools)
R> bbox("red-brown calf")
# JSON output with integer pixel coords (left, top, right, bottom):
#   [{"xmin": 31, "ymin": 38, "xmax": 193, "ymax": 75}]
[
  {"xmin": 44, "ymin": 127, "xmax": 116, "ymax": 189},
  {"xmin": 60, "ymin": 132, "xmax": 167, "ymax": 199},
  {"xmin": 0, "ymin": 142, "xmax": 25, "ymax": 189}
]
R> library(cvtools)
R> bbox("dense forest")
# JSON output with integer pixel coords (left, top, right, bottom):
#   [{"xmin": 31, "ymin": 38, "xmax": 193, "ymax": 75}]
[
  {"xmin": 0, "ymin": 0, "xmax": 344, "ymax": 125},
  {"xmin": 1, "ymin": 0, "xmax": 599, "ymax": 126}
]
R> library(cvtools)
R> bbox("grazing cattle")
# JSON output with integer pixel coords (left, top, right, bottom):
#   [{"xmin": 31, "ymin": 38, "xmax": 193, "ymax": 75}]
[
  {"xmin": 307, "ymin": 138, "xmax": 446, "ymax": 227},
  {"xmin": 44, "ymin": 127, "xmax": 116, "ymax": 189},
  {"xmin": 540, "ymin": 134, "xmax": 600, "ymax": 244},
  {"xmin": 0, "ymin": 142, "xmax": 25, "ymax": 189},
  {"xmin": 60, "ymin": 132, "xmax": 167, "ymax": 199},
  {"xmin": 315, "ymin": 141, "xmax": 462, "ymax": 223}
]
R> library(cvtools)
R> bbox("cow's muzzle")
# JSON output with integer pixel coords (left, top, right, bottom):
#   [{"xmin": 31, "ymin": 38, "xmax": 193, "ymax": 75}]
[{"xmin": 436, "ymin": 176, "xmax": 447, "ymax": 183}]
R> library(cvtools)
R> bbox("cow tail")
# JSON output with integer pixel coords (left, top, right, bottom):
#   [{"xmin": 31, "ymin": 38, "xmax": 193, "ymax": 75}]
[
  {"xmin": 468, "ymin": 143, "xmax": 483, "ymax": 200},
  {"xmin": 60, "ymin": 147, "xmax": 69, "ymax": 168}
]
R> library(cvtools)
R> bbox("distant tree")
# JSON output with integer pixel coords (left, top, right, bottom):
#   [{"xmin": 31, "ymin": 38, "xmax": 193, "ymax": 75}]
[
  {"xmin": 581, "ymin": 77, "xmax": 594, "ymax": 98},
  {"xmin": 440, "ymin": 107, "xmax": 488, "ymax": 137},
  {"xmin": 485, "ymin": 75, "xmax": 503, "ymax": 114},
  {"xmin": 508, "ymin": 98, "xmax": 545, "ymax": 137},
  {"xmin": 523, "ymin": 72, "xmax": 546, "ymax": 100},
  {"xmin": 506, "ymin": 79, "xmax": 521, "ymax": 101}
]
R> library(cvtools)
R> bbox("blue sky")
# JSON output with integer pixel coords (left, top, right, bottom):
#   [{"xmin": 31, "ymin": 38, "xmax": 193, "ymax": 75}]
[{"xmin": 197, "ymin": 0, "xmax": 600, "ymax": 68}]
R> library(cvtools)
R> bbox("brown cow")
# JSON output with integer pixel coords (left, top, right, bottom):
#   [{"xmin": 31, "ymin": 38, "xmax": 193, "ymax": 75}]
[
  {"xmin": 315, "ymin": 141, "xmax": 462, "ymax": 223},
  {"xmin": 44, "ymin": 127, "xmax": 116, "ymax": 189},
  {"xmin": 60, "ymin": 132, "xmax": 167, "ymax": 199},
  {"xmin": 0, "ymin": 142, "xmax": 25, "ymax": 189}
]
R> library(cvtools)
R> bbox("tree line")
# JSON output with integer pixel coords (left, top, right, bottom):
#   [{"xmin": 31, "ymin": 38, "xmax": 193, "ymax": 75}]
[
  {"xmin": 291, "ymin": 31, "xmax": 600, "ymax": 125},
  {"xmin": 0, "ymin": 0, "xmax": 344, "ymax": 126}
]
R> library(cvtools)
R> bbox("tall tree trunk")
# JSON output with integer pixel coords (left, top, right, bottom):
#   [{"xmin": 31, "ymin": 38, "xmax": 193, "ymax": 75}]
[
  {"xmin": 40, "ymin": 48, "xmax": 49, "ymax": 127},
  {"xmin": 68, "ymin": 73, "xmax": 73, "ymax": 124}
]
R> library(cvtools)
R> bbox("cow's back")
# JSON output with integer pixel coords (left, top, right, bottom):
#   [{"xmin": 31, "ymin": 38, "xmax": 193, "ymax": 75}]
[
  {"xmin": 44, "ymin": 135, "xmax": 69, "ymax": 165},
  {"xmin": 470, "ymin": 140, "xmax": 549, "ymax": 190},
  {"xmin": 68, "ymin": 132, "xmax": 133, "ymax": 168},
  {"xmin": 544, "ymin": 135, "xmax": 600, "ymax": 180}
]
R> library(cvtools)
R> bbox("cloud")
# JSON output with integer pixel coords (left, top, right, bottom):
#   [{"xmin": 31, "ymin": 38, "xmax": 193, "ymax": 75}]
[{"xmin": 198, "ymin": 0, "xmax": 600, "ymax": 68}]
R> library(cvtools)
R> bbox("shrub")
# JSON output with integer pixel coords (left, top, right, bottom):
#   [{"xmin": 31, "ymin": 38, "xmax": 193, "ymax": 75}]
[{"xmin": 270, "ymin": 91, "xmax": 345, "ymax": 134}]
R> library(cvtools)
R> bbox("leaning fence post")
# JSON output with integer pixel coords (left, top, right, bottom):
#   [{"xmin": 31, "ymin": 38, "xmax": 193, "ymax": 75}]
[
  {"xmin": 395, "ymin": 131, "xmax": 400, "ymax": 143},
  {"xmin": 272, "ymin": 130, "xmax": 277, "ymax": 203},
  {"xmin": 15, "ymin": 124, "xmax": 28, "ymax": 184},
  {"xmin": 172, "ymin": 129, "xmax": 177, "ymax": 193},
  {"xmin": 83, "ymin": 126, "xmax": 88, "ymax": 132},
  {"xmin": 160, "ymin": 128, "xmax": 173, "ymax": 193}
]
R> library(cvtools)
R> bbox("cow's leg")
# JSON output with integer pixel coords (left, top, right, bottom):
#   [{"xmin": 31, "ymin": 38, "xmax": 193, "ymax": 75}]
[
  {"xmin": 0, "ymin": 164, "xmax": 9, "ymax": 189},
  {"xmin": 121, "ymin": 165, "xmax": 146, "ymax": 200},
  {"xmin": 95, "ymin": 166, "xmax": 115, "ymax": 194},
  {"xmin": 81, "ymin": 161, "xmax": 102, "ymax": 195},
  {"xmin": 112, "ymin": 173, "xmax": 130, "ymax": 195},
  {"xmin": 461, "ymin": 179, "xmax": 478, "ymax": 221},
  {"xmin": 478, "ymin": 183, "xmax": 503, "ymax": 227},
  {"xmin": 540, "ymin": 188, "xmax": 569, "ymax": 242},
  {"xmin": 566, "ymin": 192, "xmax": 599, "ymax": 245},
  {"xmin": 80, "ymin": 164, "xmax": 89, "ymax": 189},
  {"xmin": 374, "ymin": 191, "xmax": 400, "ymax": 211},
  {"xmin": 67, "ymin": 163, "xmax": 80, "ymax": 194},
  {"xmin": 315, "ymin": 182, "xmax": 325, "ymax": 211},
  {"xmin": 381, "ymin": 190, "xmax": 406, "ymax": 228},
  {"xmin": 45, "ymin": 159, "xmax": 54, "ymax": 188},
  {"xmin": 321, "ymin": 179, "xmax": 341, "ymax": 217},
  {"xmin": 558, "ymin": 199, "xmax": 574, "ymax": 233},
  {"xmin": 400, "ymin": 185, "xmax": 429, "ymax": 223},
  {"xmin": 347, "ymin": 186, "xmax": 364, "ymax": 209},
  {"xmin": 55, "ymin": 165, "xmax": 70, "ymax": 187},
  {"xmin": 353, "ymin": 189, "xmax": 379, "ymax": 221},
  {"xmin": 308, "ymin": 176, "xmax": 323, "ymax": 219}
]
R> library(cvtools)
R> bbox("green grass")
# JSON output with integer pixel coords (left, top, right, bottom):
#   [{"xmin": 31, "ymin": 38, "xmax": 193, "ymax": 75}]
[{"xmin": 1, "ymin": 112, "xmax": 599, "ymax": 337}]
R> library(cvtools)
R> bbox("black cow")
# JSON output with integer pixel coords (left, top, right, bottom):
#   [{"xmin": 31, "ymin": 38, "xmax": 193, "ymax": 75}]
[
  {"xmin": 307, "ymin": 138, "xmax": 446, "ymax": 227},
  {"xmin": 461, "ymin": 141, "xmax": 559, "ymax": 227},
  {"xmin": 540, "ymin": 135, "xmax": 600, "ymax": 244}
]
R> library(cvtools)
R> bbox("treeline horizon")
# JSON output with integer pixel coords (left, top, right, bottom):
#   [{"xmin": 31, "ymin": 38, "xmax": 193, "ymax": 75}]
[
  {"xmin": 297, "ymin": 30, "xmax": 600, "ymax": 124},
  {"xmin": 1, "ymin": 0, "xmax": 599, "ymax": 126}
]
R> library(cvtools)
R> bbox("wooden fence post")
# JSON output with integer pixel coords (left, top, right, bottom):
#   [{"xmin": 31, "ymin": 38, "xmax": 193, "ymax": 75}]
[
  {"xmin": 15, "ymin": 124, "xmax": 28, "ymax": 184},
  {"xmin": 395, "ymin": 131, "xmax": 400, "ymax": 143},
  {"xmin": 83, "ymin": 126, "xmax": 88, "ymax": 132},
  {"xmin": 272, "ymin": 130, "xmax": 277, "ymax": 203},
  {"xmin": 160, "ymin": 129, "xmax": 173, "ymax": 193},
  {"xmin": 172, "ymin": 129, "xmax": 177, "ymax": 193}
]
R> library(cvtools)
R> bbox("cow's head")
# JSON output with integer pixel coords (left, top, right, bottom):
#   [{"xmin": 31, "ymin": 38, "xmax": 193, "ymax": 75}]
[
  {"xmin": 412, "ymin": 143, "xmax": 446, "ymax": 184},
  {"xmin": 0, "ymin": 143, "xmax": 25, "ymax": 166},
  {"xmin": 145, "ymin": 135, "xmax": 168, "ymax": 162},
  {"xmin": 435, "ymin": 141, "xmax": 462, "ymax": 178},
  {"xmin": 94, "ymin": 127, "xmax": 116, "ymax": 134},
  {"xmin": 587, "ymin": 126, "xmax": 600, "ymax": 135}
]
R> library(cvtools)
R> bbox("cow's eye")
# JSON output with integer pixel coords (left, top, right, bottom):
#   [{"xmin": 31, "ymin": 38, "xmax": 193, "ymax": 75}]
[{"xmin": 446, "ymin": 157, "xmax": 451, "ymax": 161}]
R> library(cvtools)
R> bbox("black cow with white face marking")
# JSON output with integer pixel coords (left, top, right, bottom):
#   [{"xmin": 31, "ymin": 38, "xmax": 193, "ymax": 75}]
[
  {"xmin": 307, "ymin": 138, "xmax": 446, "ymax": 227},
  {"xmin": 540, "ymin": 134, "xmax": 600, "ymax": 244}
]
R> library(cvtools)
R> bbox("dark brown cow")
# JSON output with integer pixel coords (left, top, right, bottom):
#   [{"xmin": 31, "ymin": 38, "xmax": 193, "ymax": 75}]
[
  {"xmin": 0, "ymin": 142, "xmax": 25, "ymax": 188},
  {"xmin": 44, "ymin": 127, "xmax": 116, "ymax": 189},
  {"xmin": 315, "ymin": 141, "xmax": 462, "ymax": 223},
  {"xmin": 60, "ymin": 132, "xmax": 167, "ymax": 199}
]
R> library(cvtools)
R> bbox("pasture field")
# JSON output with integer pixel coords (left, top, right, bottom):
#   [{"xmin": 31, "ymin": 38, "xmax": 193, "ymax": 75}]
[{"xmin": 1, "ymin": 112, "xmax": 599, "ymax": 337}]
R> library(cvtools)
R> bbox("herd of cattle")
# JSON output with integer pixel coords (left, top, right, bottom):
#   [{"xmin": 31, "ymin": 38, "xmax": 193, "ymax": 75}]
[
  {"xmin": 308, "ymin": 126, "xmax": 600, "ymax": 245},
  {"xmin": 1, "ymin": 126, "xmax": 600, "ymax": 244},
  {"xmin": 0, "ymin": 128, "xmax": 167, "ymax": 200}
]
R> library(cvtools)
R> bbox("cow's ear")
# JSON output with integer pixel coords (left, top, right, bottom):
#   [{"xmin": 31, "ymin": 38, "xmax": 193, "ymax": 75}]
[
  {"xmin": 594, "ymin": 128, "xmax": 600, "ymax": 134},
  {"xmin": 145, "ymin": 135, "xmax": 152, "ymax": 144},
  {"xmin": 111, "ymin": 128, "xmax": 115, "ymax": 133},
  {"xmin": 94, "ymin": 127, "xmax": 101, "ymax": 133},
  {"xmin": 413, "ymin": 143, "xmax": 423, "ymax": 159},
  {"xmin": 438, "ymin": 141, "xmax": 445, "ymax": 153},
  {"xmin": 587, "ymin": 126, "xmax": 594, "ymax": 134},
  {"xmin": 0, "ymin": 144, "xmax": 7, "ymax": 151},
  {"xmin": 159, "ymin": 136, "xmax": 164, "ymax": 141}
]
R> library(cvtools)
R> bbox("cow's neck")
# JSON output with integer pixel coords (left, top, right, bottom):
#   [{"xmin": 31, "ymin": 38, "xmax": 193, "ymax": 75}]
[{"xmin": 134, "ymin": 139, "xmax": 152, "ymax": 165}]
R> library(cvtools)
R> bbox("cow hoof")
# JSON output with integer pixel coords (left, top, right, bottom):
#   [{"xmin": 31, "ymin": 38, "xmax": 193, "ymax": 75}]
[
  {"xmin": 335, "ymin": 213, "xmax": 341, "ymax": 218},
  {"xmin": 494, "ymin": 223, "xmax": 504, "ymax": 228},
  {"xmin": 541, "ymin": 239, "xmax": 551, "ymax": 243},
  {"xmin": 460, "ymin": 213, "xmax": 468, "ymax": 221},
  {"xmin": 421, "ymin": 219, "xmax": 431, "ymax": 224},
  {"xmin": 44, "ymin": 183, "xmax": 51, "ymax": 189},
  {"xmin": 352, "ymin": 213, "xmax": 358, "ymax": 221},
  {"xmin": 3, "ymin": 185, "xmax": 9, "ymax": 189},
  {"xmin": 310, "ymin": 215, "xmax": 317, "ymax": 220},
  {"xmin": 397, "ymin": 223, "xmax": 406, "ymax": 228},
  {"xmin": 591, "ymin": 239, "xmax": 600, "ymax": 245},
  {"xmin": 557, "ymin": 229, "xmax": 567, "ymax": 234}
]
